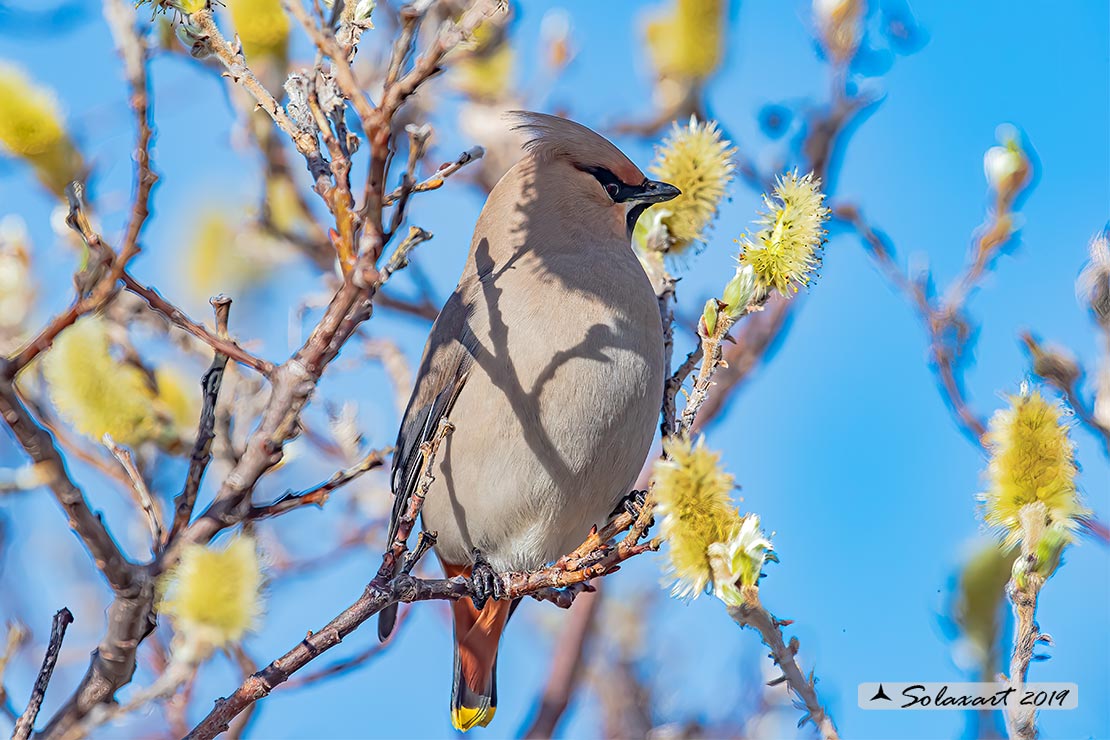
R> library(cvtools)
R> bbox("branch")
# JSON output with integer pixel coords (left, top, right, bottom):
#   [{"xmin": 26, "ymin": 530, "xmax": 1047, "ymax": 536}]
[
  {"xmin": 12, "ymin": 608, "xmax": 74, "ymax": 740},
  {"xmin": 381, "ymin": 145, "xmax": 486, "ymax": 206},
  {"xmin": 728, "ymin": 587, "xmax": 839, "ymax": 740},
  {"xmin": 0, "ymin": 383, "xmax": 136, "ymax": 593},
  {"xmin": 248, "ymin": 448, "xmax": 389, "ymax": 520},
  {"xmin": 833, "ymin": 202, "xmax": 988, "ymax": 442},
  {"xmin": 120, "ymin": 274, "xmax": 273, "ymax": 377},
  {"xmin": 1004, "ymin": 568, "xmax": 1046, "ymax": 740},
  {"xmin": 190, "ymin": 7, "xmax": 330, "ymax": 189},
  {"xmin": 104, "ymin": 436, "xmax": 164, "ymax": 552},
  {"xmin": 166, "ymin": 296, "xmax": 233, "ymax": 547},
  {"xmin": 522, "ymin": 588, "xmax": 601, "ymax": 739}
]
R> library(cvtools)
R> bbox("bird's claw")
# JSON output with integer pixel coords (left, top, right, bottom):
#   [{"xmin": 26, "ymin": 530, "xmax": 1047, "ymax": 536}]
[
  {"xmin": 615, "ymin": 489, "xmax": 653, "ymax": 526},
  {"xmin": 469, "ymin": 548, "xmax": 504, "ymax": 610}
]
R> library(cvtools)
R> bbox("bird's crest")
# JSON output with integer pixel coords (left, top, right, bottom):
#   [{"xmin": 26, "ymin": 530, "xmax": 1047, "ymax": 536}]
[{"xmin": 507, "ymin": 111, "xmax": 644, "ymax": 184}]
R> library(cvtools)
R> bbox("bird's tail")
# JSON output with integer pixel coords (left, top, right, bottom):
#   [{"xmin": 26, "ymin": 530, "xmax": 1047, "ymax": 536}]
[
  {"xmin": 444, "ymin": 563, "xmax": 514, "ymax": 732},
  {"xmin": 377, "ymin": 603, "xmax": 398, "ymax": 642}
]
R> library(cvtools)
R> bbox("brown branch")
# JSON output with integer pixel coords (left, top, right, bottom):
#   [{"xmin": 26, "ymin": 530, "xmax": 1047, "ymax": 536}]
[
  {"xmin": 282, "ymin": 606, "xmax": 412, "ymax": 690},
  {"xmin": 249, "ymin": 447, "xmax": 389, "ymax": 520},
  {"xmin": 12, "ymin": 608, "xmax": 74, "ymax": 740},
  {"xmin": 190, "ymin": 7, "xmax": 331, "ymax": 190},
  {"xmin": 104, "ymin": 436, "xmax": 164, "ymax": 551},
  {"xmin": 120, "ymin": 274, "xmax": 273, "ymax": 377},
  {"xmin": 184, "ymin": 527, "xmax": 657, "ymax": 740},
  {"xmin": 166, "ymin": 296, "xmax": 233, "ymax": 548},
  {"xmin": 381, "ymin": 145, "xmax": 486, "ymax": 206},
  {"xmin": 522, "ymin": 588, "xmax": 601, "ymax": 739},
  {"xmin": 728, "ymin": 587, "xmax": 839, "ymax": 740},
  {"xmin": 104, "ymin": 0, "xmax": 158, "ymax": 265},
  {"xmin": 0, "ymin": 383, "xmax": 136, "ymax": 593}
]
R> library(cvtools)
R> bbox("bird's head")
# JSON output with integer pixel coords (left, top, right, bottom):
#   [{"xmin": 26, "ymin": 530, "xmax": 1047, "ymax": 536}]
[{"xmin": 508, "ymin": 111, "xmax": 681, "ymax": 238}]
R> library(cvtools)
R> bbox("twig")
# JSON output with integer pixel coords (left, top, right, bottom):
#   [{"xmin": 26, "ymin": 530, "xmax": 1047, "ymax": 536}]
[
  {"xmin": 190, "ymin": 7, "xmax": 330, "ymax": 189},
  {"xmin": 282, "ymin": 606, "xmax": 412, "ymax": 690},
  {"xmin": 381, "ymin": 145, "xmax": 486, "ymax": 206},
  {"xmin": 104, "ymin": 436, "xmax": 164, "ymax": 551},
  {"xmin": 1004, "ymin": 567, "xmax": 1045, "ymax": 740},
  {"xmin": 166, "ymin": 296, "xmax": 234, "ymax": 548},
  {"xmin": 12, "ymin": 608, "xmax": 74, "ymax": 740},
  {"xmin": 120, "ymin": 274, "xmax": 273, "ymax": 377},
  {"xmin": 249, "ymin": 448, "xmax": 389, "ymax": 520},
  {"xmin": 728, "ymin": 587, "xmax": 838, "ymax": 740},
  {"xmin": 104, "ymin": 0, "xmax": 158, "ymax": 262}
]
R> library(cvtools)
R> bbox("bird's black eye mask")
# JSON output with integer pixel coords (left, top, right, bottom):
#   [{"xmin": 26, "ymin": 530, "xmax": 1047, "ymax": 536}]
[
  {"xmin": 577, "ymin": 165, "xmax": 682, "ymax": 237},
  {"xmin": 579, "ymin": 165, "xmax": 644, "ymax": 204}
]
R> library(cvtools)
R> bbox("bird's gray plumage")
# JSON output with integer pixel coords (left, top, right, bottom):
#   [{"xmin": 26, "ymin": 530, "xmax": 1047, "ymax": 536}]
[{"xmin": 380, "ymin": 113, "xmax": 667, "ymax": 642}]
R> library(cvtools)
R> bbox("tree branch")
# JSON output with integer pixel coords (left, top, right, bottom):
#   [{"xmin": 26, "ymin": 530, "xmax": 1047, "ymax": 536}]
[
  {"xmin": 12, "ymin": 608, "xmax": 74, "ymax": 740},
  {"xmin": 728, "ymin": 587, "xmax": 839, "ymax": 740}
]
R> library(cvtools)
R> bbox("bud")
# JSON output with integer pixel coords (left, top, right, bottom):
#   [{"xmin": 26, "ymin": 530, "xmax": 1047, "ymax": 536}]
[
  {"xmin": 700, "ymin": 298, "xmax": 719, "ymax": 338},
  {"xmin": 721, "ymin": 264, "xmax": 757, "ymax": 318}
]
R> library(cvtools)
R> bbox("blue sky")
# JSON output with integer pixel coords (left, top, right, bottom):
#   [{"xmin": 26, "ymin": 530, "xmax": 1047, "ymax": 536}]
[{"xmin": 1, "ymin": 1, "xmax": 1108, "ymax": 738}]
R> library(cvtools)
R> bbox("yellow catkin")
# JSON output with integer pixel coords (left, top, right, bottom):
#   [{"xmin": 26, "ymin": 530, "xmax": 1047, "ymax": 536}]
[
  {"xmin": 646, "ymin": 0, "xmax": 725, "ymax": 81},
  {"xmin": 42, "ymin": 317, "xmax": 159, "ymax": 446},
  {"xmin": 160, "ymin": 535, "xmax": 264, "ymax": 648},
  {"xmin": 738, "ymin": 170, "xmax": 830, "ymax": 296},
  {"xmin": 0, "ymin": 64, "xmax": 82, "ymax": 196},
  {"xmin": 643, "ymin": 117, "xmax": 736, "ymax": 255},
  {"xmin": 654, "ymin": 436, "xmax": 744, "ymax": 599},
  {"xmin": 981, "ymin": 391, "xmax": 1086, "ymax": 547},
  {"xmin": 229, "ymin": 0, "xmax": 289, "ymax": 60},
  {"xmin": 154, "ymin": 368, "xmax": 199, "ymax": 439}
]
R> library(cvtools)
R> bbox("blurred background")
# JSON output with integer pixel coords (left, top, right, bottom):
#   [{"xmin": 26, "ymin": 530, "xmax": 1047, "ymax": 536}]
[{"xmin": 0, "ymin": 0, "xmax": 1107, "ymax": 738}]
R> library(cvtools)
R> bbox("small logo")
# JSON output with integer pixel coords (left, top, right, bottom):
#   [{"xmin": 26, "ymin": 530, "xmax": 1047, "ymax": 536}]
[{"xmin": 870, "ymin": 684, "xmax": 892, "ymax": 702}]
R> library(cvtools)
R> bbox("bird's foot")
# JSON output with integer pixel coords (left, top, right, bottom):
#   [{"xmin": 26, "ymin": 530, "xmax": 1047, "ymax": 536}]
[
  {"xmin": 469, "ymin": 548, "xmax": 504, "ymax": 611},
  {"xmin": 614, "ymin": 489, "xmax": 654, "ymax": 526}
]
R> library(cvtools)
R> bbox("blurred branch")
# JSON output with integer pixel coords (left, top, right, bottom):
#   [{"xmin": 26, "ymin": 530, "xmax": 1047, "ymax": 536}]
[
  {"xmin": 12, "ymin": 608, "xmax": 74, "ymax": 740},
  {"xmin": 1, "ymin": 0, "xmax": 157, "ymax": 380},
  {"xmin": 104, "ymin": 436, "xmax": 164, "ymax": 552},
  {"xmin": 522, "ymin": 588, "xmax": 601, "ymax": 739},
  {"xmin": 1022, "ymin": 332, "xmax": 1110, "ymax": 457},
  {"xmin": 833, "ymin": 201, "xmax": 989, "ymax": 442},
  {"xmin": 728, "ymin": 587, "xmax": 838, "ymax": 740}
]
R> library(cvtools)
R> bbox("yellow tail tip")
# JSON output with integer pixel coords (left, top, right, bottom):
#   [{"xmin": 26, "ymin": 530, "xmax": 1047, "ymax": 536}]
[{"xmin": 452, "ymin": 705, "xmax": 496, "ymax": 732}]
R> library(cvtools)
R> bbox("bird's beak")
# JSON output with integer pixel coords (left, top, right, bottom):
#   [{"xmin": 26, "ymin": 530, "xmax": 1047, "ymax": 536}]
[{"xmin": 626, "ymin": 179, "xmax": 681, "ymax": 205}]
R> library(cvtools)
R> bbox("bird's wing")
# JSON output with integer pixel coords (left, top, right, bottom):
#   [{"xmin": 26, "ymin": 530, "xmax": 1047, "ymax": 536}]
[{"xmin": 387, "ymin": 291, "xmax": 472, "ymax": 546}]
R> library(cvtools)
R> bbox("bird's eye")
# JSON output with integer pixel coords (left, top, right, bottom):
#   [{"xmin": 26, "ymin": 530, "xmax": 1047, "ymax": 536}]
[{"xmin": 604, "ymin": 182, "xmax": 621, "ymax": 200}]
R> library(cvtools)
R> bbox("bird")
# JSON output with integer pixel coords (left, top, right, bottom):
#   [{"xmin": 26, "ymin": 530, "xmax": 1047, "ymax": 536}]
[{"xmin": 378, "ymin": 111, "xmax": 680, "ymax": 731}]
